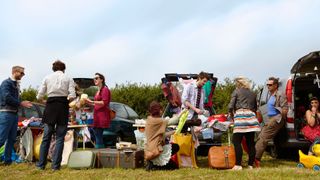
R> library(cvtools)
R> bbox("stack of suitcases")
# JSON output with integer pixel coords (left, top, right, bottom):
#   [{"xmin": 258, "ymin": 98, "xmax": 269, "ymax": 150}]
[
  {"xmin": 92, "ymin": 148, "xmax": 144, "ymax": 169},
  {"xmin": 68, "ymin": 148, "xmax": 144, "ymax": 169}
]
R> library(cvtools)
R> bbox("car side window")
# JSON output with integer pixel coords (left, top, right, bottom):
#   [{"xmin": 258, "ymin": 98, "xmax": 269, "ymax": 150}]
[
  {"xmin": 111, "ymin": 104, "xmax": 128, "ymax": 119},
  {"xmin": 18, "ymin": 108, "xmax": 23, "ymax": 117},
  {"xmin": 38, "ymin": 105, "xmax": 45, "ymax": 117},
  {"xmin": 24, "ymin": 104, "xmax": 40, "ymax": 119},
  {"xmin": 124, "ymin": 105, "xmax": 138, "ymax": 119}
]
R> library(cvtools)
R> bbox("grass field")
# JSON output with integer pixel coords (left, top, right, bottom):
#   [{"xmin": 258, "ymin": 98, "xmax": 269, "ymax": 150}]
[{"xmin": 1, "ymin": 153, "xmax": 320, "ymax": 180}]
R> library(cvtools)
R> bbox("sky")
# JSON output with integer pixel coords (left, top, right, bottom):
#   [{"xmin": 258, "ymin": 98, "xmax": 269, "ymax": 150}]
[{"xmin": 0, "ymin": 0, "xmax": 320, "ymax": 89}]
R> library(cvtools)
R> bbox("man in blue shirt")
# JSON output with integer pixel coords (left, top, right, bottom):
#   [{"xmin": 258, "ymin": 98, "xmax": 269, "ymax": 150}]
[
  {"xmin": 255, "ymin": 77, "xmax": 288, "ymax": 168},
  {"xmin": 0, "ymin": 66, "xmax": 32, "ymax": 165}
]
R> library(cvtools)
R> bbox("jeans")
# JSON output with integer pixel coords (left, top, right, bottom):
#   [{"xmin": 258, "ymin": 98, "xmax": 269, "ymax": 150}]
[
  {"xmin": 37, "ymin": 123, "xmax": 67, "ymax": 170},
  {"xmin": 0, "ymin": 112, "xmax": 18, "ymax": 163},
  {"xmin": 93, "ymin": 128, "xmax": 104, "ymax": 148}
]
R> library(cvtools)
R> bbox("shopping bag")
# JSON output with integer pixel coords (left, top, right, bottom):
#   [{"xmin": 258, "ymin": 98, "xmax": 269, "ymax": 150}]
[
  {"xmin": 172, "ymin": 133, "xmax": 193, "ymax": 156},
  {"xmin": 33, "ymin": 132, "xmax": 43, "ymax": 160}
]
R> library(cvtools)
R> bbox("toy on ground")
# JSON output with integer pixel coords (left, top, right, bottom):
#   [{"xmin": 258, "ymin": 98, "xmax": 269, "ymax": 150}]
[{"xmin": 297, "ymin": 150, "xmax": 320, "ymax": 171}]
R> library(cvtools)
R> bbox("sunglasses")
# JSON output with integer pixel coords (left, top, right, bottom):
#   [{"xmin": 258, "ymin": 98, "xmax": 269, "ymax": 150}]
[
  {"xmin": 266, "ymin": 84, "xmax": 273, "ymax": 86},
  {"xmin": 94, "ymin": 77, "xmax": 100, "ymax": 80}
]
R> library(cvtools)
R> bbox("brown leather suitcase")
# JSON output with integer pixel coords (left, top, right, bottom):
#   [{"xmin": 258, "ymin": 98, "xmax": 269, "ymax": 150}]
[
  {"xmin": 91, "ymin": 148, "xmax": 144, "ymax": 169},
  {"xmin": 208, "ymin": 145, "xmax": 235, "ymax": 169}
]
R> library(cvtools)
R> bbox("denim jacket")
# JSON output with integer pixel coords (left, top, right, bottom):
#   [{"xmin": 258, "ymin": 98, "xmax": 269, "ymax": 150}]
[{"xmin": 0, "ymin": 78, "xmax": 20, "ymax": 111}]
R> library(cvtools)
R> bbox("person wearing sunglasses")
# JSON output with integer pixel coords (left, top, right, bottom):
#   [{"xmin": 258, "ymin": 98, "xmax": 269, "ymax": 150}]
[
  {"xmin": 301, "ymin": 97, "xmax": 320, "ymax": 155},
  {"xmin": 255, "ymin": 77, "xmax": 288, "ymax": 168},
  {"xmin": 85, "ymin": 73, "xmax": 111, "ymax": 148},
  {"xmin": 36, "ymin": 60, "xmax": 76, "ymax": 171},
  {"xmin": 0, "ymin": 66, "xmax": 32, "ymax": 165}
]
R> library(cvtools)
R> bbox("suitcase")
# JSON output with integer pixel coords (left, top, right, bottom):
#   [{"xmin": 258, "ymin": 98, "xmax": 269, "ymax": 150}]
[
  {"xmin": 67, "ymin": 150, "xmax": 96, "ymax": 169},
  {"xmin": 92, "ymin": 148, "xmax": 144, "ymax": 169},
  {"xmin": 208, "ymin": 126, "xmax": 235, "ymax": 169},
  {"xmin": 208, "ymin": 145, "xmax": 235, "ymax": 169}
]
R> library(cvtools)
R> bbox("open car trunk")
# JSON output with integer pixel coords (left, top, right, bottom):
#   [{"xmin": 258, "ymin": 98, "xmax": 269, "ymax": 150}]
[{"xmin": 292, "ymin": 51, "xmax": 320, "ymax": 137}]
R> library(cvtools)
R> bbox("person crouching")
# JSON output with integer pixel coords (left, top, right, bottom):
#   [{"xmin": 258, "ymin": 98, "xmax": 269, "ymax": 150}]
[{"xmin": 144, "ymin": 101, "xmax": 180, "ymax": 170}]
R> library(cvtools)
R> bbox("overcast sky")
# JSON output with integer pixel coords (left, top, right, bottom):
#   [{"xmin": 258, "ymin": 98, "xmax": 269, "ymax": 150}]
[{"xmin": 0, "ymin": 0, "xmax": 320, "ymax": 89}]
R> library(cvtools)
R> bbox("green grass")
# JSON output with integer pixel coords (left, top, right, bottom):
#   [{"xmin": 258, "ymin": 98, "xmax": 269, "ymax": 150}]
[{"xmin": 1, "ymin": 154, "xmax": 320, "ymax": 180}]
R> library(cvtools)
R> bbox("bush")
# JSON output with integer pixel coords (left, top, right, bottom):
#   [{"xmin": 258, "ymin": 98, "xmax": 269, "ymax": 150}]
[
  {"xmin": 111, "ymin": 82, "xmax": 166, "ymax": 118},
  {"xmin": 20, "ymin": 86, "xmax": 38, "ymax": 102}
]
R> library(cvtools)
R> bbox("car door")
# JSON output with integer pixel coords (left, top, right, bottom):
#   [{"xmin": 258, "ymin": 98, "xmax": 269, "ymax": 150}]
[{"xmin": 257, "ymin": 85, "xmax": 271, "ymax": 125}]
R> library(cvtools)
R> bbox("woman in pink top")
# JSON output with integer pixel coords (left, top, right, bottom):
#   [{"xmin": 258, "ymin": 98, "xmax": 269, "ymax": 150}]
[{"xmin": 86, "ymin": 73, "xmax": 111, "ymax": 148}]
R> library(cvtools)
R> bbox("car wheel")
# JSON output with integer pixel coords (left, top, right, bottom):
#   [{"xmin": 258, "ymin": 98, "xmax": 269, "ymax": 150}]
[
  {"xmin": 269, "ymin": 145, "xmax": 286, "ymax": 159},
  {"xmin": 269, "ymin": 145, "xmax": 279, "ymax": 158},
  {"xmin": 297, "ymin": 163, "xmax": 304, "ymax": 168},
  {"xmin": 313, "ymin": 165, "xmax": 320, "ymax": 171}
]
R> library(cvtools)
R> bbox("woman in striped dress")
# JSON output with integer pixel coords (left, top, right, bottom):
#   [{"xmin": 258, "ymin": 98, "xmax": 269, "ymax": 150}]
[{"xmin": 228, "ymin": 76, "xmax": 261, "ymax": 170}]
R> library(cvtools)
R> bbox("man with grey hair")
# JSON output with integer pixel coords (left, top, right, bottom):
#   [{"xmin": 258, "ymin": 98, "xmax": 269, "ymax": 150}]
[
  {"xmin": 255, "ymin": 77, "xmax": 288, "ymax": 168},
  {"xmin": 0, "ymin": 66, "xmax": 32, "ymax": 165}
]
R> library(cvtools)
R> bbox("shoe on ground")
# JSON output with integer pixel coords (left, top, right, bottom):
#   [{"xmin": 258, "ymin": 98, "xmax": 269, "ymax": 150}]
[{"xmin": 231, "ymin": 165, "xmax": 242, "ymax": 170}]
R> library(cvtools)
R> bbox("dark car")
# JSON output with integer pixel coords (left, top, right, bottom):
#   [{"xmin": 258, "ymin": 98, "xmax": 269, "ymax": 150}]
[
  {"xmin": 161, "ymin": 73, "xmax": 222, "ymax": 149},
  {"xmin": 73, "ymin": 78, "xmax": 139, "ymax": 146},
  {"xmin": 18, "ymin": 102, "xmax": 45, "ymax": 121},
  {"xmin": 103, "ymin": 102, "xmax": 138, "ymax": 146},
  {"xmin": 18, "ymin": 100, "xmax": 138, "ymax": 147},
  {"xmin": 257, "ymin": 51, "xmax": 320, "ymax": 158}
]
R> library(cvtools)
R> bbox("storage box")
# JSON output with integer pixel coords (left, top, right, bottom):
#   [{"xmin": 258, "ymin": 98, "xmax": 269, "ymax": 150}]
[{"xmin": 91, "ymin": 148, "xmax": 144, "ymax": 169}]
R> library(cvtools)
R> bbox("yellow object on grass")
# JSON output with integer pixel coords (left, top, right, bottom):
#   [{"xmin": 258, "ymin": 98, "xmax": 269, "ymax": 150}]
[
  {"xmin": 312, "ymin": 144, "xmax": 320, "ymax": 156},
  {"xmin": 298, "ymin": 150, "xmax": 320, "ymax": 169}
]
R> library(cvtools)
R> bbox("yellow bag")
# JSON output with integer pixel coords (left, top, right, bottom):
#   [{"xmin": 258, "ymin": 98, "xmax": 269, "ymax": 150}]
[
  {"xmin": 172, "ymin": 133, "xmax": 197, "ymax": 168},
  {"xmin": 33, "ymin": 133, "xmax": 43, "ymax": 160},
  {"xmin": 173, "ymin": 133, "xmax": 193, "ymax": 156}
]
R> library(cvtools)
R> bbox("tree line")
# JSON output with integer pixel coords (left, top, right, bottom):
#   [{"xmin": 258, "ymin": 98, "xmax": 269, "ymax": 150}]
[{"xmin": 21, "ymin": 78, "xmax": 261, "ymax": 118}]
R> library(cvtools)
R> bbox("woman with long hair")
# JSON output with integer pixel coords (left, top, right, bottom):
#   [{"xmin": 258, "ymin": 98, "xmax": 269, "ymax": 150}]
[
  {"xmin": 228, "ymin": 76, "xmax": 260, "ymax": 170},
  {"xmin": 86, "ymin": 73, "xmax": 111, "ymax": 148}
]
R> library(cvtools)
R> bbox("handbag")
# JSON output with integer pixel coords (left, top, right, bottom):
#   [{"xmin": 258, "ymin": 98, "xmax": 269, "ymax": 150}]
[
  {"xmin": 110, "ymin": 109, "xmax": 116, "ymax": 120},
  {"xmin": 172, "ymin": 133, "xmax": 193, "ymax": 156}
]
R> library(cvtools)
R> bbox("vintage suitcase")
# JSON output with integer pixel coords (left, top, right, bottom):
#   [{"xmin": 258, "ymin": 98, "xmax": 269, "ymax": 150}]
[
  {"xmin": 67, "ymin": 150, "xmax": 96, "ymax": 169},
  {"xmin": 92, "ymin": 148, "xmax": 144, "ymax": 169},
  {"xmin": 208, "ymin": 145, "xmax": 236, "ymax": 169},
  {"xmin": 208, "ymin": 125, "xmax": 235, "ymax": 169}
]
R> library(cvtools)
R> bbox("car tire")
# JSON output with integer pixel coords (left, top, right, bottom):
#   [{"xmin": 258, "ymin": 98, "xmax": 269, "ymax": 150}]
[{"xmin": 269, "ymin": 145, "xmax": 287, "ymax": 159}]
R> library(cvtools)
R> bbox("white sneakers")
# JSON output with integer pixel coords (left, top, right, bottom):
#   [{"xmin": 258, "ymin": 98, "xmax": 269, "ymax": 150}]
[
  {"xmin": 232, "ymin": 165, "xmax": 243, "ymax": 170},
  {"xmin": 232, "ymin": 165, "xmax": 254, "ymax": 170}
]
